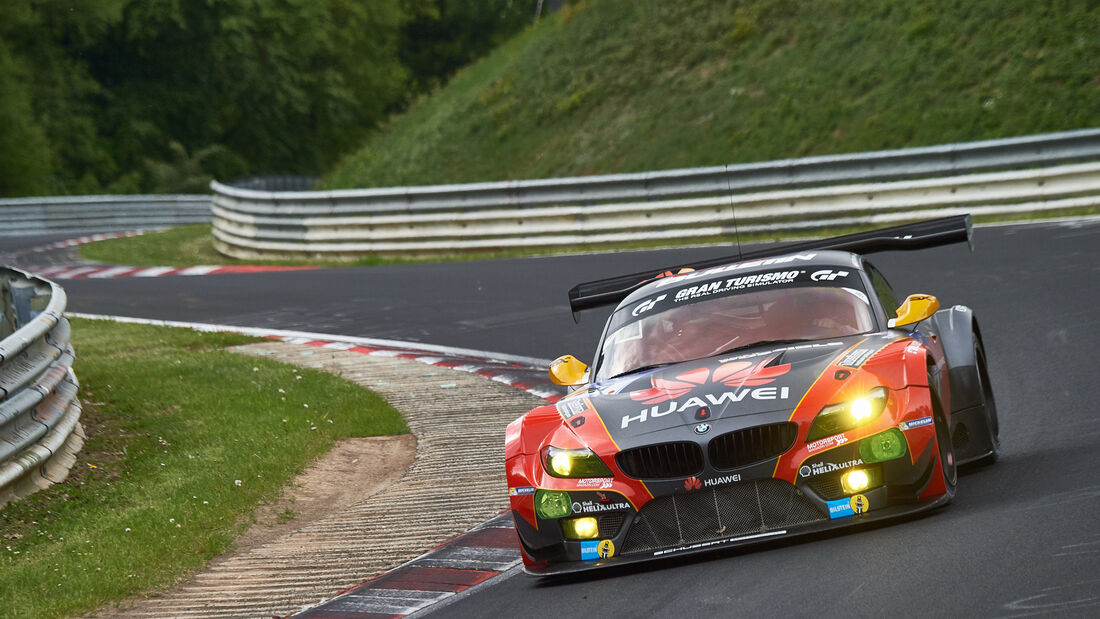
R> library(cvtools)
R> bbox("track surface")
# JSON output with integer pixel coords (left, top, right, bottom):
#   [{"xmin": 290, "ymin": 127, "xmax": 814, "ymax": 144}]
[{"xmin": 39, "ymin": 221, "xmax": 1100, "ymax": 617}]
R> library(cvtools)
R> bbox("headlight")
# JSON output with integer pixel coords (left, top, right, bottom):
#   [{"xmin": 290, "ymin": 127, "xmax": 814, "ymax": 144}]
[
  {"xmin": 806, "ymin": 387, "xmax": 888, "ymax": 442},
  {"xmin": 542, "ymin": 446, "xmax": 613, "ymax": 478}
]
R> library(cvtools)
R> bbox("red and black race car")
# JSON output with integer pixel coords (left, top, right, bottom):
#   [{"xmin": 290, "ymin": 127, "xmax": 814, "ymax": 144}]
[{"xmin": 505, "ymin": 216, "xmax": 999, "ymax": 574}]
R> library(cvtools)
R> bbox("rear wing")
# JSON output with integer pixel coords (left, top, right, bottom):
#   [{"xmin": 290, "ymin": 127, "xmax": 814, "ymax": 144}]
[{"xmin": 568, "ymin": 215, "xmax": 973, "ymax": 315}]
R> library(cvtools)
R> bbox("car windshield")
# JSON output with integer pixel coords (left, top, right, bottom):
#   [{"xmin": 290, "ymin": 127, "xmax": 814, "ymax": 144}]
[{"xmin": 596, "ymin": 282, "xmax": 875, "ymax": 381}]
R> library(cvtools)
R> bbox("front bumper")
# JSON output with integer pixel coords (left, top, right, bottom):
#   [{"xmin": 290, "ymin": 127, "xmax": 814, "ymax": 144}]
[{"xmin": 512, "ymin": 422, "xmax": 945, "ymax": 576}]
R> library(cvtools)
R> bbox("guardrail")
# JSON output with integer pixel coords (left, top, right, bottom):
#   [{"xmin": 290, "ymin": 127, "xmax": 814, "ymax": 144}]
[
  {"xmin": 0, "ymin": 267, "xmax": 83, "ymax": 507},
  {"xmin": 0, "ymin": 194, "xmax": 209, "ymax": 236},
  {"xmin": 210, "ymin": 128, "xmax": 1100, "ymax": 258}
]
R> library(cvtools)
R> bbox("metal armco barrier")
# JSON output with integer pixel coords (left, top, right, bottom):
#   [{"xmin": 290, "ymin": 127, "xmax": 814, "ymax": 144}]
[
  {"xmin": 0, "ymin": 194, "xmax": 209, "ymax": 236},
  {"xmin": 210, "ymin": 128, "xmax": 1100, "ymax": 258},
  {"xmin": 0, "ymin": 267, "xmax": 83, "ymax": 507}
]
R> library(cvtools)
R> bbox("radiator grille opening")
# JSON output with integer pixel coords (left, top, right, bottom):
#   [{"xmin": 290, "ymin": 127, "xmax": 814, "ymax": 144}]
[
  {"xmin": 616, "ymin": 442, "xmax": 704, "ymax": 479},
  {"xmin": 708, "ymin": 422, "xmax": 798, "ymax": 470}
]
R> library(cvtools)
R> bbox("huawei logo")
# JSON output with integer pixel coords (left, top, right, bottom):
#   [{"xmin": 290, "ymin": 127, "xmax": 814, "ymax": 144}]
[
  {"xmin": 629, "ymin": 356, "xmax": 791, "ymax": 405},
  {"xmin": 684, "ymin": 476, "xmax": 702, "ymax": 491}
]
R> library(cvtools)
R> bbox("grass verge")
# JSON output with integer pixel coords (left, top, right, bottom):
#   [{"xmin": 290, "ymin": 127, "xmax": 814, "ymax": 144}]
[{"xmin": 0, "ymin": 318, "xmax": 408, "ymax": 618}]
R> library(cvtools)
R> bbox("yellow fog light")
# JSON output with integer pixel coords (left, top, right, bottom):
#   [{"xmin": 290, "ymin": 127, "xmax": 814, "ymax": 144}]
[
  {"xmin": 562, "ymin": 516, "xmax": 599, "ymax": 540},
  {"xmin": 841, "ymin": 469, "xmax": 870, "ymax": 494}
]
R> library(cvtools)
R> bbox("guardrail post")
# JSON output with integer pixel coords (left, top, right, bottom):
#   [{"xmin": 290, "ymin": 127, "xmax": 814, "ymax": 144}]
[{"xmin": 10, "ymin": 281, "xmax": 35, "ymax": 327}]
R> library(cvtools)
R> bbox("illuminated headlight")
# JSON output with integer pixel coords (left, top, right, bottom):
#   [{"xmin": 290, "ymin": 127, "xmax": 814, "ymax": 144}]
[
  {"xmin": 806, "ymin": 387, "xmax": 889, "ymax": 442},
  {"xmin": 542, "ymin": 446, "xmax": 612, "ymax": 478},
  {"xmin": 561, "ymin": 516, "xmax": 599, "ymax": 539}
]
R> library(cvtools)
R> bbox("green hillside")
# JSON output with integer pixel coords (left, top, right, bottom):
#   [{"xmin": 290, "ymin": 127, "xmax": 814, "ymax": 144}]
[{"xmin": 323, "ymin": 0, "xmax": 1099, "ymax": 189}]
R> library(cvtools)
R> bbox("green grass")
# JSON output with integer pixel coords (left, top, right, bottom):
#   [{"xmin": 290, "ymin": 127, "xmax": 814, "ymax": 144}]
[
  {"xmin": 323, "ymin": 0, "xmax": 1099, "ymax": 189},
  {"xmin": 76, "ymin": 224, "xmax": 387, "ymax": 268},
  {"xmin": 0, "ymin": 319, "xmax": 408, "ymax": 618}
]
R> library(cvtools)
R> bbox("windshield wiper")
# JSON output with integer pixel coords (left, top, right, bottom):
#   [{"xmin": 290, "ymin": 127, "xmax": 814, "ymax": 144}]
[
  {"xmin": 607, "ymin": 361, "xmax": 677, "ymax": 380},
  {"xmin": 714, "ymin": 338, "xmax": 816, "ymax": 356}
]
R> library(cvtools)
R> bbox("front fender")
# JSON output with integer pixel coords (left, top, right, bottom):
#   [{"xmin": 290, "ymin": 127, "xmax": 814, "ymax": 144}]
[{"xmin": 929, "ymin": 305, "xmax": 981, "ymax": 412}]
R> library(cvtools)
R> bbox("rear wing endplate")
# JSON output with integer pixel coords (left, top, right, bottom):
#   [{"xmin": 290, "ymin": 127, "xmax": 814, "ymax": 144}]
[{"xmin": 568, "ymin": 215, "xmax": 973, "ymax": 316}]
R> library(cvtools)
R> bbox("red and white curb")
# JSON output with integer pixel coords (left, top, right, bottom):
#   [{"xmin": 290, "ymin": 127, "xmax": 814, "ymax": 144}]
[
  {"xmin": 292, "ymin": 514, "xmax": 521, "ymax": 619},
  {"xmin": 32, "ymin": 263, "xmax": 319, "ymax": 280},
  {"xmin": 38, "ymin": 229, "xmax": 159, "ymax": 249},
  {"xmin": 6, "ymin": 230, "xmax": 321, "ymax": 279},
  {"xmin": 66, "ymin": 314, "xmax": 566, "ymax": 404}
]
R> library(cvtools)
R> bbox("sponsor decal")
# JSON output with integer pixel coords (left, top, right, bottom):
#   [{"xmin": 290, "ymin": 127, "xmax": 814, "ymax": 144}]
[
  {"xmin": 623, "ymin": 386, "xmax": 791, "ymax": 429},
  {"xmin": 509, "ymin": 486, "xmax": 536, "ymax": 496},
  {"xmin": 837, "ymin": 348, "xmax": 875, "ymax": 368},
  {"xmin": 653, "ymin": 253, "xmax": 818, "ymax": 289},
  {"xmin": 810, "ymin": 269, "xmax": 849, "ymax": 282},
  {"xmin": 581, "ymin": 540, "xmax": 599, "ymax": 560},
  {"xmin": 704, "ymin": 474, "xmax": 741, "ymax": 487},
  {"xmin": 581, "ymin": 539, "xmax": 616, "ymax": 561},
  {"xmin": 684, "ymin": 474, "xmax": 742, "ymax": 491},
  {"xmin": 557, "ymin": 397, "xmax": 589, "ymax": 419},
  {"xmin": 632, "ymin": 294, "xmax": 667, "ymax": 316},
  {"xmin": 652, "ymin": 530, "xmax": 787, "ymax": 556},
  {"xmin": 719, "ymin": 341, "xmax": 843, "ymax": 363},
  {"xmin": 570, "ymin": 416, "xmax": 586, "ymax": 428},
  {"xmin": 572, "ymin": 499, "xmax": 631, "ymax": 514},
  {"xmin": 575, "ymin": 477, "xmax": 614, "ymax": 489},
  {"xmin": 695, "ymin": 406, "xmax": 711, "ymax": 420},
  {"xmin": 898, "ymin": 416, "xmax": 934, "ymax": 431},
  {"xmin": 834, "ymin": 369, "xmax": 851, "ymax": 380},
  {"xmin": 799, "ymin": 458, "xmax": 864, "ymax": 478},
  {"xmin": 826, "ymin": 497, "xmax": 855, "ymax": 519},
  {"xmin": 905, "ymin": 341, "xmax": 924, "ymax": 355},
  {"xmin": 850, "ymin": 493, "xmax": 869, "ymax": 516},
  {"xmin": 694, "ymin": 423, "xmax": 711, "ymax": 435},
  {"xmin": 673, "ymin": 270, "xmax": 801, "ymax": 302},
  {"xmin": 623, "ymin": 356, "xmax": 791, "ymax": 428},
  {"xmin": 806, "ymin": 433, "xmax": 849, "ymax": 454}
]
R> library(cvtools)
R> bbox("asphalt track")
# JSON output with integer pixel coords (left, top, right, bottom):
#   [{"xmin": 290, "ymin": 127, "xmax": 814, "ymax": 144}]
[{"xmin": 22, "ymin": 220, "xmax": 1100, "ymax": 617}]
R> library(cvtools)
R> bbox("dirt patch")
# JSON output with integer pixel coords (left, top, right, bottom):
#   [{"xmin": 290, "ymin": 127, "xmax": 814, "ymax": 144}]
[{"xmin": 229, "ymin": 434, "xmax": 417, "ymax": 555}]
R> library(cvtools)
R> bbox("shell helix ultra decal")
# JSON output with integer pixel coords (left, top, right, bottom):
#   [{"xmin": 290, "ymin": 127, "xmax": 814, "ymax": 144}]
[{"xmin": 850, "ymin": 494, "xmax": 869, "ymax": 516}]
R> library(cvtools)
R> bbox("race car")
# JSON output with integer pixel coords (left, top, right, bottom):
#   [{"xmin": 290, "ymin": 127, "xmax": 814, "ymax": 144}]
[{"xmin": 505, "ymin": 216, "xmax": 999, "ymax": 574}]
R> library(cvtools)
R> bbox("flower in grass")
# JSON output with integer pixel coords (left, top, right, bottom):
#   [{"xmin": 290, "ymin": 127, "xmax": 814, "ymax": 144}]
[{"xmin": 234, "ymin": 479, "xmax": 242, "ymax": 487}]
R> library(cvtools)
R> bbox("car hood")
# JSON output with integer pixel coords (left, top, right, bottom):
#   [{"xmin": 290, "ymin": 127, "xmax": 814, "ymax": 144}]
[{"xmin": 564, "ymin": 336, "xmax": 869, "ymax": 448}]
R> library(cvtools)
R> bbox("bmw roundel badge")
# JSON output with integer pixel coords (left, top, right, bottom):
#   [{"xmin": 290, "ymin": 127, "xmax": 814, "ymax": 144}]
[{"xmin": 694, "ymin": 423, "xmax": 711, "ymax": 435}]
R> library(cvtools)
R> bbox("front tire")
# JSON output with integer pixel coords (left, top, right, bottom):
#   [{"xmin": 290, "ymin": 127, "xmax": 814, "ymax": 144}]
[
  {"xmin": 971, "ymin": 339, "xmax": 1000, "ymax": 466},
  {"xmin": 930, "ymin": 378, "xmax": 957, "ymax": 500}
]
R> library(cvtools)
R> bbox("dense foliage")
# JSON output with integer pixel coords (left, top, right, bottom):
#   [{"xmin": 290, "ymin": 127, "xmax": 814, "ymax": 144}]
[
  {"xmin": 324, "ymin": 0, "xmax": 1100, "ymax": 189},
  {"xmin": 0, "ymin": 0, "xmax": 533, "ymax": 197}
]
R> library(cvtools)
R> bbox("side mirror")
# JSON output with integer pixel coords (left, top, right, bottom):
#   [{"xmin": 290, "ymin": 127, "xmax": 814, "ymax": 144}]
[
  {"xmin": 549, "ymin": 355, "xmax": 589, "ymax": 386},
  {"xmin": 890, "ymin": 294, "xmax": 940, "ymax": 328}
]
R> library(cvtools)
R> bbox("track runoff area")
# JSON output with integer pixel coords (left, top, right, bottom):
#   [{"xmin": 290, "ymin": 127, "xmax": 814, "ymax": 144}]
[{"xmin": 50, "ymin": 216, "xmax": 1100, "ymax": 617}]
